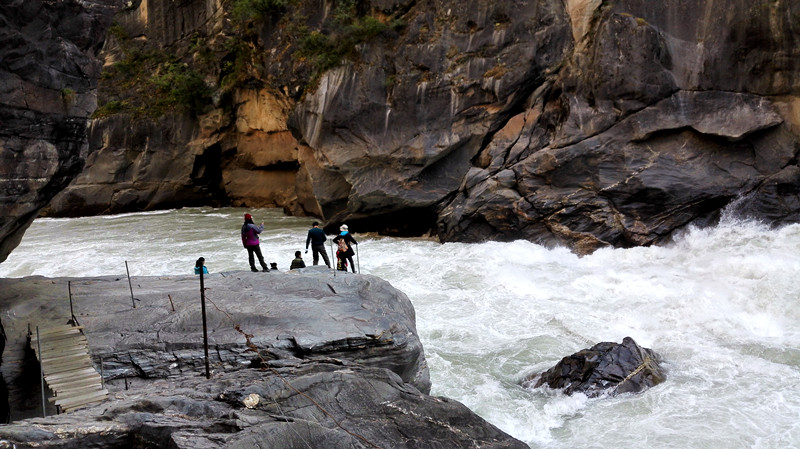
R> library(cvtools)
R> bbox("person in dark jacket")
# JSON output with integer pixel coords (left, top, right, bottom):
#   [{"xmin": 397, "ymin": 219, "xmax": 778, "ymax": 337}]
[
  {"xmin": 241, "ymin": 213, "xmax": 269, "ymax": 272},
  {"xmin": 305, "ymin": 221, "xmax": 331, "ymax": 268},
  {"xmin": 332, "ymin": 224, "xmax": 358, "ymax": 273},
  {"xmin": 290, "ymin": 251, "xmax": 306, "ymax": 270}
]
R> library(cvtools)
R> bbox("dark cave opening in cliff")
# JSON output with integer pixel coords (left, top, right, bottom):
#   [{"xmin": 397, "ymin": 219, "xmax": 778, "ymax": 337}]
[{"xmin": 191, "ymin": 143, "xmax": 225, "ymax": 203}]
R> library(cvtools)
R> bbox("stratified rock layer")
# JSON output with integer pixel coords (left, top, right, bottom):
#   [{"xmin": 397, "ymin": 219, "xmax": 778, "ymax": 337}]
[
  {"xmin": 0, "ymin": 362, "xmax": 527, "ymax": 449},
  {"xmin": 0, "ymin": 268, "xmax": 429, "ymax": 419}
]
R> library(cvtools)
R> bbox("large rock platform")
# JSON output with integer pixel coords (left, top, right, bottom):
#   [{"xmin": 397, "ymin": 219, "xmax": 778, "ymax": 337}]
[{"xmin": 0, "ymin": 268, "xmax": 527, "ymax": 448}]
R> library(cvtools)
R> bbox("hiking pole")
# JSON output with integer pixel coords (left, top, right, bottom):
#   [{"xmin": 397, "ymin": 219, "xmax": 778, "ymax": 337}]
[
  {"xmin": 68, "ymin": 281, "xmax": 79, "ymax": 326},
  {"xmin": 125, "ymin": 261, "xmax": 138, "ymax": 308},
  {"xmin": 331, "ymin": 239, "xmax": 335, "ymax": 277},
  {"xmin": 356, "ymin": 243, "xmax": 360, "ymax": 273}
]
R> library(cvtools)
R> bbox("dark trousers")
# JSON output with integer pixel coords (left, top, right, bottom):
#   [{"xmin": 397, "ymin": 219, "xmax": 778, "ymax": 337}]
[
  {"xmin": 246, "ymin": 244, "xmax": 268, "ymax": 270},
  {"xmin": 311, "ymin": 244, "xmax": 331, "ymax": 267},
  {"xmin": 337, "ymin": 253, "xmax": 356, "ymax": 273}
]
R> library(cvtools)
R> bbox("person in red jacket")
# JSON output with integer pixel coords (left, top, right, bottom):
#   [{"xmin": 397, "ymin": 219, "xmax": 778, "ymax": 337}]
[{"xmin": 241, "ymin": 213, "xmax": 269, "ymax": 272}]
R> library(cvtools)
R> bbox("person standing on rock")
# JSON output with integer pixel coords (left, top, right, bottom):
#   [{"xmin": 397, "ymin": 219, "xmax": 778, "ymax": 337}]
[
  {"xmin": 305, "ymin": 221, "xmax": 331, "ymax": 268},
  {"xmin": 332, "ymin": 224, "xmax": 358, "ymax": 273},
  {"xmin": 241, "ymin": 213, "xmax": 269, "ymax": 272},
  {"xmin": 290, "ymin": 251, "xmax": 306, "ymax": 270}
]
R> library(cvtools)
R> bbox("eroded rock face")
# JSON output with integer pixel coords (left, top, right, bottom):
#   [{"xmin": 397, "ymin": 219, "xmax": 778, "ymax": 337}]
[
  {"xmin": 0, "ymin": 362, "xmax": 527, "ymax": 449},
  {"xmin": 294, "ymin": 0, "xmax": 800, "ymax": 249},
  {"xmin": 0, "ymin": 270, "xmax": 530, "ymax": 447},
  {"xmin": 523, "ymin": 337, "xmax": 666, "ymax": 397},
  {"xmin": 290, "ymin": 0, "xmax": 573, "ymax": 233},
  {"xmin": 0, "ymin": 0, "xmax": 121, "ymax": 263},
  {"xmin": 435, "ymin": 0, "xmax": 800, "ymax": 252}
]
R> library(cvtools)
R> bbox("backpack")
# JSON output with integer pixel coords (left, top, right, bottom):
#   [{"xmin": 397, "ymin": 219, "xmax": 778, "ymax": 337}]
[{"xmin": 337, "ymin": 238, "xmax": 349, "ymax": 253}]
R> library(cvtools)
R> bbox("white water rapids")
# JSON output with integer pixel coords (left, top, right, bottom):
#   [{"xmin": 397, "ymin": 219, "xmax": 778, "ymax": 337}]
[{"xmin": 2, "ymin": 207, "xmax": 799, "ymax": 448}]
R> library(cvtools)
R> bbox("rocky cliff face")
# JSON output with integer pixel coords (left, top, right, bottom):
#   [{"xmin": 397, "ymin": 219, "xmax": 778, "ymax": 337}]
[
  {"xmin": 437, "ymin": 0, "xmax": 800, "ymax": 252},
  {"xmin": 0, "ymin": 0, "xmax": 121, "ymax": 263},
  {"xmin": 288, "ymin": 0, "xmax": 800, "ymax": 251},
  {"xmin": 3, "ymin": 0, "xmax": 800, "ymax": 259}
]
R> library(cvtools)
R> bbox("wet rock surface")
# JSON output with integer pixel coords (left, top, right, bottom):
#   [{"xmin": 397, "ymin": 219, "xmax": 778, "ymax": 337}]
[
  {"xmin": 0, "ymin": 268, "xmax": 528, "ymax": 447},
  {"xmin": 0, "ymin": 361, "xmax": 527, "ymax": 449},
  {"xmin": 523, "ymin": 337, "xmax": 666, "ymax": 397}
]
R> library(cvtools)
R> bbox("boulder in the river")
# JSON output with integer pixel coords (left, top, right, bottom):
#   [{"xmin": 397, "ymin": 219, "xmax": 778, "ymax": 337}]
[{"xmin": 523, "ymin": 336, "xmax": 666, "ymax": 397}]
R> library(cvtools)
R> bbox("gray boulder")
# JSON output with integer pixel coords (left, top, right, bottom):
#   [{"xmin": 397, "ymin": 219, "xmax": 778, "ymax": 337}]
[
  {"xmin": 523, "ymin": 337, "xmax": 666, "ymax": 397},
  {"xmin": 0, "ymin": 269, "xmax": 428, "ymax": 419}
]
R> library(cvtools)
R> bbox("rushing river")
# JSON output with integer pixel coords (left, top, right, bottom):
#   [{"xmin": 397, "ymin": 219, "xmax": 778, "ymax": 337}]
[{"xmin": 2, "ymin": 207, "xmax": 799, "ymax": 448}]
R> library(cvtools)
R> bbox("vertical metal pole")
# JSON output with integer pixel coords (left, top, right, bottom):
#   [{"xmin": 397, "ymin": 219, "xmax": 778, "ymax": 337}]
[
  {"xmin": 125, "ymin": 261, "xmax": 136, "ymax": 308},
  {"xmin": 36, "ymin": 326, "xmax": 46, "ymax": 418},
  {"xmin": 68, "ymin": 281, "xmax": 78, "ymax": 325},
  {"xmin": 331, "ymin": 240, "xmax": 336, "ymax": 277},
  {"xmin": 100, "ymin": 357, "xmax": 104, "ymax": 389},
  {"xmin": 68, "ymin": 281, "xmax": 74, "ymax": 317},
  {"xmin": 200, "ymin": 269, "xmax": 210, "ymax": 379}
]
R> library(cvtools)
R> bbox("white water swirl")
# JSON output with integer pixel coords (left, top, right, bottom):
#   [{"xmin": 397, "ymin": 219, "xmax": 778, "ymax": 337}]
[{"xmin": 2, "ymin": 208, "xmax": 799, "ymax": 448}]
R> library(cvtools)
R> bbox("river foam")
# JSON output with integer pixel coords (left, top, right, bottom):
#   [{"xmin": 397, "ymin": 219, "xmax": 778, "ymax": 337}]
[{"xmin": 2, "ymin": 208, "xmax": 799, "ymax": 448}]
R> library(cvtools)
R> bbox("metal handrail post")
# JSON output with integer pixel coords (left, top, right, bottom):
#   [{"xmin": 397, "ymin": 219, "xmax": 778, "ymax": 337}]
[
  {"xmin": 200, "ymin": 269, "xmax": 210, "ymax": 379},
  {"xmin": 36, "ymin": 326, "xmax": 46, "ymax": 418}
]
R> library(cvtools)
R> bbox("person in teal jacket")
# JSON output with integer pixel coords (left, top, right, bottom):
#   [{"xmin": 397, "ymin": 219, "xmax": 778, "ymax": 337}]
[{"xmin": 194, "ymin": 257, "xmax": 209, "ymax": 275}]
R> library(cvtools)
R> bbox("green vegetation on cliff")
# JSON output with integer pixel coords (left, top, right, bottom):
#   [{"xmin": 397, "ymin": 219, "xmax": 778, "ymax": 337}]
[
  {"xmin": 94, "ymin": 25, "xmax": 213, "ymax": 118},
  {"xmin": 230, "ymin": 0, "xmax": 295, "ymax": 23},
  {"xmin": 95, "ymin": 0, "xmax": 403, "ymax": 119},
  {"xmin": 292, "ymin": 0, "xmax": 403, "ymax": 79}
]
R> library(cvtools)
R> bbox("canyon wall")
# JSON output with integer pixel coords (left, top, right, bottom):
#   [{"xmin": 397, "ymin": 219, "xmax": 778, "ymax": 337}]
[
  {"xmin": 3, "ymin": 0, "xmax": 800, "ymax": 260},
  {"xmin": 0, "ymin": 0, "xmax": 121, "ymax": 263}
]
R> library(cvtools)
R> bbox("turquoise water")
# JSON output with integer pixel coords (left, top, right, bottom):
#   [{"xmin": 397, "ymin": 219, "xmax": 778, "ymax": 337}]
[{"xmin": 2, "ymin": 207, "xmax": 800, "ymax": 448}]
